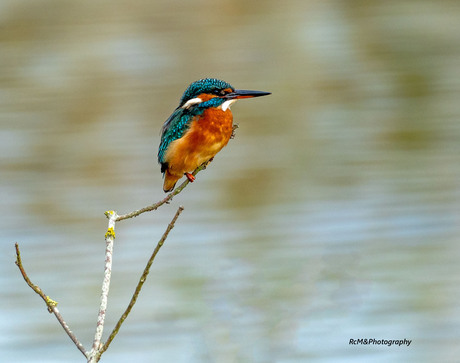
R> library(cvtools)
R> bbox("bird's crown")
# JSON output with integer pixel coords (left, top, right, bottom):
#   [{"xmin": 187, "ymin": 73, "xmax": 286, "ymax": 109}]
[{"xmin": 179, "ymin": 78, "xmax": 234, "ymax": 106}]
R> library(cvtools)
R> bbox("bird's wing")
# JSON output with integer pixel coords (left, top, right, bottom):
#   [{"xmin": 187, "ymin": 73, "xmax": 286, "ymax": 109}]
[{"xmin": 158, "ymin": 107, "xmax": 193, "ymax": 165}]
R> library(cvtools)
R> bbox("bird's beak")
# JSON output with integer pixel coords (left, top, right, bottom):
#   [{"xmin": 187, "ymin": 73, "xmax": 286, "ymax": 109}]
[{"xmin": 225, "ymin": 89, "xmax": 271, "ymax": 99}]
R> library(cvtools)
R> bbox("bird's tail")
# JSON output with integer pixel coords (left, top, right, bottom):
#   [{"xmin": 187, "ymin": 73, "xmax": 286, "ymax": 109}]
[{"xmin": 163, "ymin": 170, "xmax": 181, "ymax": 193}]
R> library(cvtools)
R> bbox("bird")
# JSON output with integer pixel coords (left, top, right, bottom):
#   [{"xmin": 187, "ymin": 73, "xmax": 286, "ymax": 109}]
[{"xmin": 158, "ymin": 78, "xmax": 271, "ymax": 192}]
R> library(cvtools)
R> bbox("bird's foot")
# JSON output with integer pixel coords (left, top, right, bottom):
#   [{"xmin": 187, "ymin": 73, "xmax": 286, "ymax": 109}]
[
  {"xmin": 231, "ymin": 124, "xmax": 239, "ymax": 139},
  {"xmin": 185, "ymin": 173, "xmax": 196, "ymax": 182}
]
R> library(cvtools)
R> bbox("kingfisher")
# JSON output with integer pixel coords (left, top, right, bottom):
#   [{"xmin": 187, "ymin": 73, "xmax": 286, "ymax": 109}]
[{"xmin": 158, "ymin": 78, "xmax": 270, "ymax": 192}]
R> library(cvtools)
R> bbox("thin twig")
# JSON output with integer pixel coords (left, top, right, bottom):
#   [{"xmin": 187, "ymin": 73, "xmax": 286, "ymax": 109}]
[
  {"xmin": 14, "ymin": 243, "xmax": 88, "ymax": 358},
  {"xmin": 95, "ymin": 206, "xmax": 184, "ymax": 361},
  {"xmin": 116, "ymin": 162, "xmax": 209, "ymax": 222}
]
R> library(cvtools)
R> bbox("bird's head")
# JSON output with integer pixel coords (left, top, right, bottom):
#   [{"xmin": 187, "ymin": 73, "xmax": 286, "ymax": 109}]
[{"xmin": 179, "ymin": 78, "xmax": 271, "ymax": 111}]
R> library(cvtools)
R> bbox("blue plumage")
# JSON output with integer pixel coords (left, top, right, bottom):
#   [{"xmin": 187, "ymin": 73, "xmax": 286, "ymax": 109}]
[{"xmin": 179, "ymin": 78, "xmax": 234, "ymax": 107}]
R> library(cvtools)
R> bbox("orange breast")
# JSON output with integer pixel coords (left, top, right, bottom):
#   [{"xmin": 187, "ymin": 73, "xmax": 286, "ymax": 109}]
[{"xmin": 163, "ymin": 107, "xmax": 234, "ymax": 177}]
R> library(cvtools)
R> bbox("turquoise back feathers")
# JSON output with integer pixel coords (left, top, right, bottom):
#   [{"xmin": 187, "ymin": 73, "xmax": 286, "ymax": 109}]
[{"xmin": 157, "ymin": 109, "xmax": 191, "ymax": 167}]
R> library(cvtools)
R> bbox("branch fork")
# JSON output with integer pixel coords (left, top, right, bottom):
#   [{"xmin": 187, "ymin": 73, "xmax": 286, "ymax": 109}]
[{"xmin": 13, "ymin": 160, "xmax": 211, "ymax": 361}]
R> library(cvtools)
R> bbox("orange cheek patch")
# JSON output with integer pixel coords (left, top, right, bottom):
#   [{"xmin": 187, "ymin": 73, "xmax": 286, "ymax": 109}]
[{"xmin": 196, "ymin": 93, "xmax": 217, "ymax": 102}]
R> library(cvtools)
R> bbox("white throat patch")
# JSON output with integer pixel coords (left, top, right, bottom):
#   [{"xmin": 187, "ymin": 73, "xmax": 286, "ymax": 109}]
[
  {"xmin": 182, "ymin": 97, "xmax": 203, "ymax": 109},
  {"xmin": 221, "ymin": 99, "xmax": 237, "ymax": 112}
]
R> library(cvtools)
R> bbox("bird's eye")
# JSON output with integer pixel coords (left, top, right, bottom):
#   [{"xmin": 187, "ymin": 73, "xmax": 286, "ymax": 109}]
[{"xmin": 212, "ymin": 89, "xmax": 226, "ymax": 96}]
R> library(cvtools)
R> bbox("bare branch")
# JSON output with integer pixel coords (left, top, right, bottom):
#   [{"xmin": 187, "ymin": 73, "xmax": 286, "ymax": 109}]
[
  {"xmin": 96, "ymin": 206, "xmax": 184, "ymax": 360},
  {"xmin": 116, "ymin": 162, "xmax": 209, "ymax": 222},
  {"xmin": 14, "ymin": 243, "xmax": 88, "ymax": 358},
  {"xmin": 15, "ymin": 131, "xmax": 231, "ymax": 360},
  {"xmin": 87, "ymin": 211, "xmax": 118, "ymax": 362}
]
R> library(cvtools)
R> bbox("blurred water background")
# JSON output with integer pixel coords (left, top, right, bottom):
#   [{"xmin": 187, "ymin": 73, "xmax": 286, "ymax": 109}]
[{"xmin": 1, "ymin": 1, "xmax": 460, "ymax": 362}]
